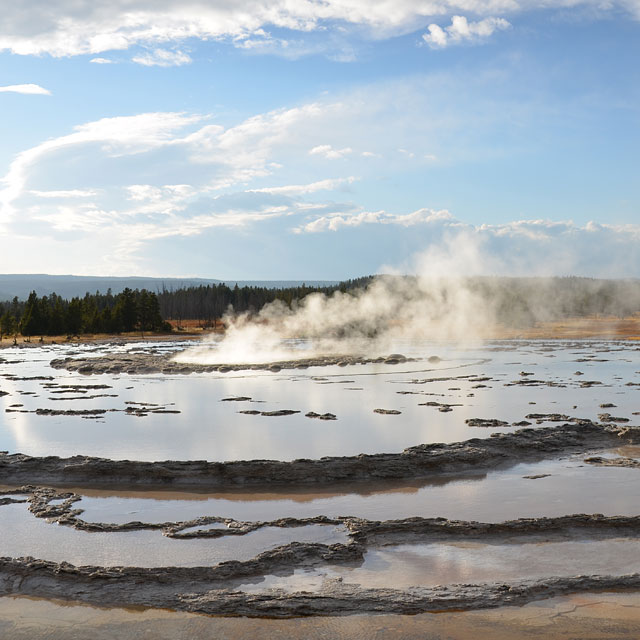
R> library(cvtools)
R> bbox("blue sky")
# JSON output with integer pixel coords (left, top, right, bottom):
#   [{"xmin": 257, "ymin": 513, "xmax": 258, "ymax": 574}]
[{"xmin": 0, "ymin": 1, "xmax": 639, "ymax": 279}]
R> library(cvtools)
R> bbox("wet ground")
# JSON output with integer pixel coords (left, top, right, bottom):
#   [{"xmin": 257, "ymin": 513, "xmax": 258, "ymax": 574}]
[
  {"xmin": 1, "ymin": 592, "xmax": 639, "ymax": 640},
  {"xmin": 0, "ymin": 338, "xmax": 639, "ymax": 633}
]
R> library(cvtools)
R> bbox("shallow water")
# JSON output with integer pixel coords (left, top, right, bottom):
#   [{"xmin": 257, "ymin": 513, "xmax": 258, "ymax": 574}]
[
  {"xmin": 1, "ymin": 592, "xmax": 639, "ymax": 640},
  {"xmin": 244, "ymin": 537, "xmax": 640, "ymax": 591},
  {"xmin": 1, "ymin": 339, "xmax": 638, "ymax": 461},
  {"xmin": 71, "ymin": 452, "xmax": 640, "ymax": 525},
  {"xmin": 3, "ymin": 338, "xmax": 640, "ymax": 628},
  {"xmin": 0, "ymin": 503, "xmax": 348, "ymax": 567}
]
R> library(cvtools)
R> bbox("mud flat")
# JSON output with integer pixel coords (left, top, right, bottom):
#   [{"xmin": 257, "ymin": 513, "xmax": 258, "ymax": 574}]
[
  {"xmin": 1, "ymin": 592, "xmax": 639, "ymax": 640},
  {"xmin": 2, "ymin": 482, "xmax": 640, "ymax": 617},
  {"xmin": 0, "ymin": 421, "xmax": 636, "ymax": 488},
  {"xmin": 49, "ymin": 352, "xmax": 415, "ymax": 375},
  {"xmin": 1, "ymin": 554, "xmax": 639, "ymax": 617}
]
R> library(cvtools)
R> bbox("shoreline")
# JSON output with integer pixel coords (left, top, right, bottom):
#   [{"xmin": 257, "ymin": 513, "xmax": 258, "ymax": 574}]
[
  {"xmin": 1, "ymin": 315, "xmax": 640, "ymax": 349},
  {"xmin": 0, "ymin": 330, "xmax": 204, "ymax": 349}
]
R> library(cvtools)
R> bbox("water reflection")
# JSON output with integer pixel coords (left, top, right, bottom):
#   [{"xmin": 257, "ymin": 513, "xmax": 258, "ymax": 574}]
[
  {"xmin": 245, "ymin": 537, "xmax": 640, "ymax": 591},
  {"xmin": 1, "ymin": 340, "xmax": 638, "ymax": 461},
  {"xmin": 65, "ymin": 454, "xmax": 640, "ymax": 525},
  {"xmin": 0, "ymin": 502, "xmax": 348, "ymax": 567}
]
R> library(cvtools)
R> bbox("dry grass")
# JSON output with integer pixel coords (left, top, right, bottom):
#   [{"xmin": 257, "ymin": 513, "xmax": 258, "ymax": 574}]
[
  {"xmin": 491, "ymin": 315, "xmax": 640, "ymax": 340},
  {"xmin": 2, "ymin": 314, "xmax": 639, "ymax": 349},
  {"xmin": 0, "ymin": 330, "xmax": 198, "ymax": 348}
]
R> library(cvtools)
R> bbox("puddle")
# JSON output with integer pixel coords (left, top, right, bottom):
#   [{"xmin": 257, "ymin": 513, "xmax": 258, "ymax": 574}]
[
  {"xmin": 0, "ymin": 503, "xmax": 348, "ymax": 567},
  {"xmin": 1, "ymin": 592, "xmax": 639, "ymax": 640},
  {"xmin": 0, "ymin": 493, "xmax": 30, "ymax": 501},
  {"xmin": 243, "ymin": 538, "xmax": 640, "ymax": 592},
  {"xmin": 73, "ymin": 454, "xmax": 640, "ymax": 525}
]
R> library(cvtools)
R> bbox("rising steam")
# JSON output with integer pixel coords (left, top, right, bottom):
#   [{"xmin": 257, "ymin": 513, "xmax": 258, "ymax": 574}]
[
  {"xmin": 174, "ymin": 231, "xmax": 640, "ymax": 365},
  {"xmin": 174, "ymin": 275, "xmax": 493, "ymax": 364},
  {"xmin": 175, "ymin": 233, "xmax": 499, "ymax": 364}
]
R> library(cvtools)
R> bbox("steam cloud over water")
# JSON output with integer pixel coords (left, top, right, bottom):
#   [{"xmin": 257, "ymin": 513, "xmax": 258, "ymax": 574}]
[
  {"xmin": 175, "ymin": 234, "xmax": 640, "ymax": 366},
  {"xmin": 174, "ymin": 275, "xmax": 493, "ymax": 365}
]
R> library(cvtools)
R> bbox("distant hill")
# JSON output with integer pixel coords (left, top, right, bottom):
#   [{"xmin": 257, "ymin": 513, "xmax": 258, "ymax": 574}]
[{"xmin": 0, "ymin": 274, "xmax": 339, "ymax": 301}]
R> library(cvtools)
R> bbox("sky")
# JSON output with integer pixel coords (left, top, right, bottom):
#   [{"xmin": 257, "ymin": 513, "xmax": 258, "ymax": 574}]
[{"xmin": 0, "ymin": 0, "xmax": 639, "ymax": 280}]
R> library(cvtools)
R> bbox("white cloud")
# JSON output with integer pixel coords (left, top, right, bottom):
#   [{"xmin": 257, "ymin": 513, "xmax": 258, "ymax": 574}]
[
  {"xmin": 0, "ymin": 67, "xmax": 559, "ymax": 249},
  {"xmin": 423, "ymin": 16, "xmax": 511, "ymax": 48},
  {"xmin": 0, "ymin": 103, "xmax": 356, "ymax": 266},
  {"xmin": 90, "ymin": 57, "xmax": 114, "ymax": 64},
  {"xmin": 296, "ymin": 208, "xmax": 454, "ymax": 233},
  {"xmin": 0, "ymin": 83, "xmax": 50, "ymax": 95},
  {"xmin": 248, "ymin": 177, "xmax": 357, "ymax": 196},
  {"xmin": 1, "ymin": 67, "xmax": 636, "ymax": 276},
  {"xmin": 293, "ymin": 210, "xmax": 640, "ymax": 278},
  {"xmin": 0, "ymin": 111, "xmax": 203, "ymax": 226},
  {"xmin": 309, "ymin": 144, "xmax": 353, "ymax": 159},
  {"xmin": 0, "ymin": 0, "xmax": 633, "ymax": 59},
  {"xmin": 132, "ymin": 48, "xmax": 192, "ymax": 67},
  {"xmin": 30, "ymin": 189, "xmax": 98, "ymax": 198},
  {"xmin": 126, "ymin": 184, "xmax": 193, "ymax": 202}
]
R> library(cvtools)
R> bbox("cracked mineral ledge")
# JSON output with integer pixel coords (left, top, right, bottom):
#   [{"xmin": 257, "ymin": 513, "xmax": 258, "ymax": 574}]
[
  {"xmin": 67, "ymin": 451, "xmax": 640, "ymax": 524},
  {"xmin": 0, "ymin": 592, "xmax": 638, "ymax": 640},
  {"xmin": 0, "ymin": 503, "xmax": 349, "ymax": 567},
  {"xmin": 240, "ymin": 537, "xmax": 640, "ymax": 591}
]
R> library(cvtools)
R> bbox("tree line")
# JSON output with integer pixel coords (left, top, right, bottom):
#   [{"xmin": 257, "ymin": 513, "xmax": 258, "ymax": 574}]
[
  {"xmin": 0, "ymin": 288, "xmax": 168, "ymax": 340},
  {"xmin": 0, "ymin": 278, "xmax": 372, "ymax": 340},
  {"xmin": 1, "ymin": 275, "xmax": 639, "ymax": 340},
  {"xmin": 469, "ymin": 276, "xmax": 640, "ymax": 326},
  {"xmin": 156, "ymin": 277, "xmax": 373, "ymax": 328}
]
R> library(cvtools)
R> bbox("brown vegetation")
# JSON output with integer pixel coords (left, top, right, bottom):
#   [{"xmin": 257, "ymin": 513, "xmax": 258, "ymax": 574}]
[{"xmin": 493, "ymin": 315, "xmax": 640, "ymax": 340}]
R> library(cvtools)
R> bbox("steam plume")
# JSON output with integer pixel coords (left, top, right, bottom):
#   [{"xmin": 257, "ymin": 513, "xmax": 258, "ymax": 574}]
[{"xmin": 175, "ymin": 231, "xmax": 640, "ymax": 365}]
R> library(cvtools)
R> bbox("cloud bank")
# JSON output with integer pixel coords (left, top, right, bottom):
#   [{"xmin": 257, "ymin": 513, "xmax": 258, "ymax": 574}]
[{"xmin": 0, "ymin": 0, "xmax": 638, "ymax": 57}]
